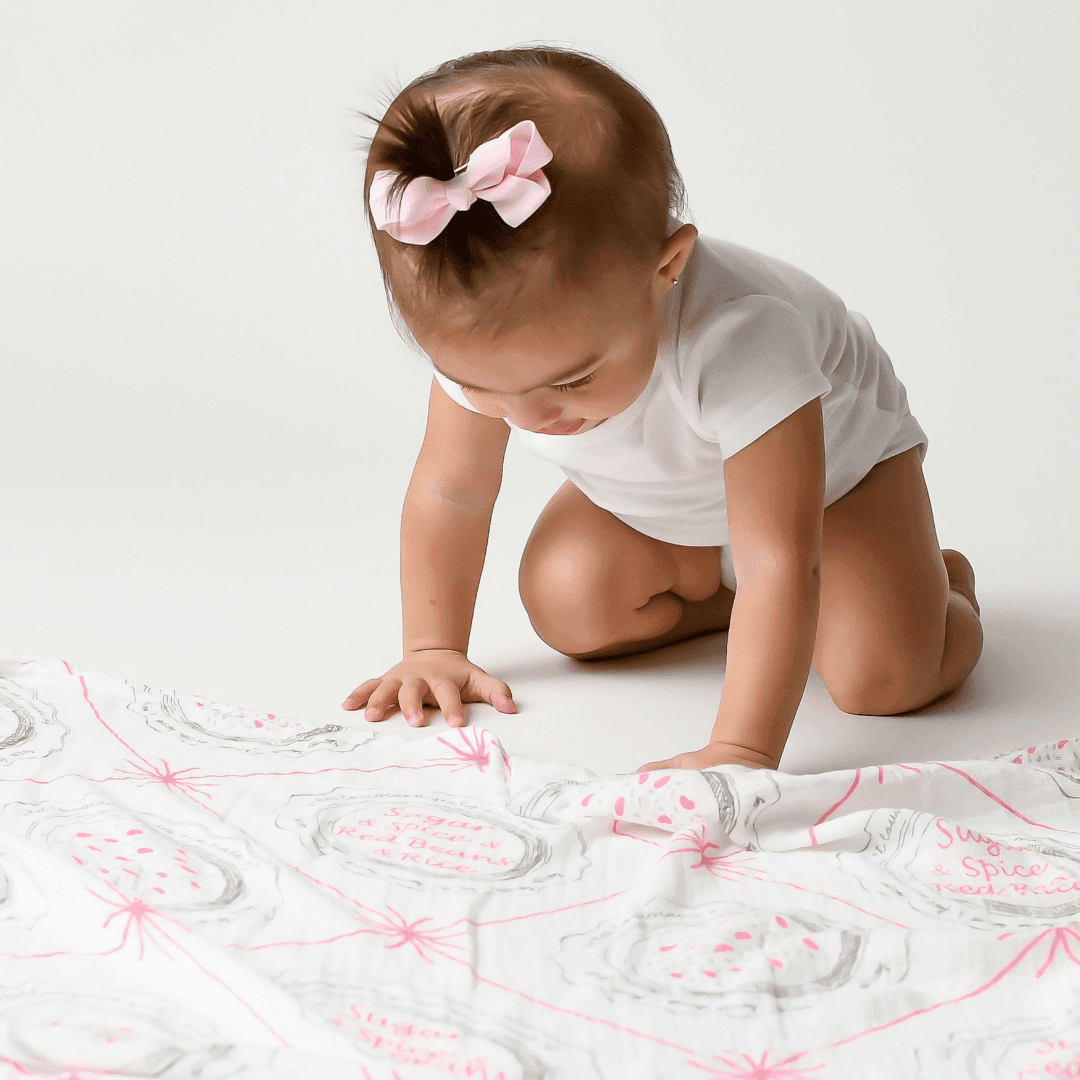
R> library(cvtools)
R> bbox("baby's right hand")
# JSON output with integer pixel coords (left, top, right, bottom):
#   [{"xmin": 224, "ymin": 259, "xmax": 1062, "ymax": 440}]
[{"xmin": 341, "ymin": 649, "xmax": 516, "ymax": 728}]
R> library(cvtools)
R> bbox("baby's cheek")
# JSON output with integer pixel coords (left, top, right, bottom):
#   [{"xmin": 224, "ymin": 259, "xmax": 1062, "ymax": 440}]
[
  {"xmin": 592, "ymin": 389, "xmax": 633, "ymax": 416},
  {"xmin": 463, "ymin": 393, "xmax": 502, "ymax": 419}
]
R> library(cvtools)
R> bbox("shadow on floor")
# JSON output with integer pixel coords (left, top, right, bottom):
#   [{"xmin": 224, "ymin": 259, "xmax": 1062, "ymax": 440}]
[
  {"xmin": 783, "ymin": 596, "xmax": 1080, "ymax": 772},
  {"xmin": 494, "ymin": 626, "xmax": 730, "ymax": 684},
  {"xmin": 484, "ymin": 594, "xmax": 1080, "ymax": 775}
]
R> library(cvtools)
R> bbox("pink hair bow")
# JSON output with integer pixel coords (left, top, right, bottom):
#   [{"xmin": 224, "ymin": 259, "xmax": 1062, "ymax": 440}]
[{"xmin": 369, "ymin": 119, "xmax": 553, "ymax": 245}]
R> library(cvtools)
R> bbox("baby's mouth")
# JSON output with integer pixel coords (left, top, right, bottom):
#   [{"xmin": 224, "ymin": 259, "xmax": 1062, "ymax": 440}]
[{"xmin": 538, "ymin": 418, "xmax": 585, "ymax": 435}]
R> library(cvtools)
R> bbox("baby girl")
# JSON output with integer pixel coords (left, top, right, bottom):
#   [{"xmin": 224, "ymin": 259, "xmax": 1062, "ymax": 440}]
[{"xmin": 342, "ymin": 46, "xmax": 983, "ymax": 772}]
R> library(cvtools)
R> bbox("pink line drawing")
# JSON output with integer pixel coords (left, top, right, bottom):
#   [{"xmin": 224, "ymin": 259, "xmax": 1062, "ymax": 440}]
[
  {"xmin": 433, "ymin": 727, "xmax": 511, "ymax": 774},
  {"xmin": 442, "ymin": 954, "xmax": 697, "ymax": 1055},
  {"xmin": 84, "ymin": 881, "xmax": 291, "ymax": 1049},
  {"xmin": 689, "ymin": 1050, "xmax": 826, "ymax": 1078},
  {"xmin": 826, "ymin": 924, "xmax": 1080, "ymax": 1052},
  {"xmin": 611, "ymin": 818, "xmax": 661, "ymax": 845},
  {"xmin": 815, "ymin": 769, "xmax": 862, "ymax": 825},
  {"xmin": 65, "ymin": 662, "xmax": 155, "ymax": 771},
  {"xmin": 115, "ymin": 758, "xmax": 219, "ymax": 800},
  {"xmin": 766, "ymin": 878, "xmax": 910, "ymax": 928},
  {"xmin": 463, "ymin": 889, "xmax": 630, "ymax": 929},
  {"xmin": 661, "ymin": 825, "xmax": 761, "ymax": 882},
  {"xmin": 358, "ymin": 905, "xmax": 472, "ymax": 963},
  {"xmin": 933, "ymin": 761, "xmax": 1068, "ymax": 831},
  {"xmin": 233, "ymin": 902, "xmax": 471, "ymax": 964}
]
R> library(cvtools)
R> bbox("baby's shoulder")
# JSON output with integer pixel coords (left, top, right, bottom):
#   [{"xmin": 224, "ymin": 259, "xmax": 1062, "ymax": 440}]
[
  {"xmin": 689, "ymin": 235, "xmax": 838, "ymax": 310},
  {"xmin": 674, "ymin": 235, "xmax": 845, "ymax": 362},
  {"xmin": 676, "ymin": 286, "xmax": 810, "ymax": 367},
  {"xmin": 694, "ymin": 231, "xmax": 809, "ymax": 280}
]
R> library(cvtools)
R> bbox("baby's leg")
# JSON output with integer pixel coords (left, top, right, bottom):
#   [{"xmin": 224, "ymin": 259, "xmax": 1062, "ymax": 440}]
[
  {"xmin": 518, "ymin": 481, "xmax": 734, "ymax": 660},
  {"xmin": 812, "ymin": 446, "xmax": 983, "ymax": 715}
]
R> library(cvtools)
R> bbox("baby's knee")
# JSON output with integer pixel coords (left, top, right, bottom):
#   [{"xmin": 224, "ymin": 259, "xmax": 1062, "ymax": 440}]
[
  {"xmin": 822, "ymin": 652, "xmax": 931, "ymax": 716},
  {"xmin": 518, "ymin": 542, "xmax": 613, "ymax": 655}
]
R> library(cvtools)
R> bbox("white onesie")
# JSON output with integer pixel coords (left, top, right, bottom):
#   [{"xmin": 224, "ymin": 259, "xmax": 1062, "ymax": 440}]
[{"xmin": 431, "ymin": 235, "xmax": 928, "ymax": 591}]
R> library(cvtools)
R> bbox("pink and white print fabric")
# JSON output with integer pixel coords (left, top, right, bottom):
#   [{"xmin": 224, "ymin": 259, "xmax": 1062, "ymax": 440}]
[{"xmin": 0, "ymin": 655, "xmax": 1078, "ymax": 1079}]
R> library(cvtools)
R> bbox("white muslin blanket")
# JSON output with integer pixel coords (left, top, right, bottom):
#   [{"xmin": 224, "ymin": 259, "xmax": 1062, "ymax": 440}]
[{"xmin": 0, "ymin": 656, "xmax": 1078, "ymax": 1078}]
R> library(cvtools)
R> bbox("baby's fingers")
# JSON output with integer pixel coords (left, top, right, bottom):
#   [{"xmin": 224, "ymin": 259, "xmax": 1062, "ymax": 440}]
[
  {"xmin": 361, "ymin": 679, "xmax": 403, "ymax": 723},
  {"xmin": 341, "ymin": 679, "xmax": 380, "ymax": 711},
  {"xmin": 639, "ymin": 752, "xmax": 701, "ymax": 771},
  {"xmin": 639, "ymin": 757, "xmax": 677, "ymax": 772},
  {"xmin": 430, "ymin": 679, "xmax": 466, "ymax": 728},
  {"xmin": 397, "ymin": 680, "xmax": 430, "ymax": 728},
  {"xmin": 485, "ymin": 678, "xmax": 516, "ymax": 713}
]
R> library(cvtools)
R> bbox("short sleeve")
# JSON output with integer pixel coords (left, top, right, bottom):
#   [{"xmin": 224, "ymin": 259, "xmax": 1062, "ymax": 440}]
[
  {"xmin": 431, "ymin": 367, "xmax": 483, "ymax": 413},
  {"xmin": 691, "ymin": 295, "xmax": 831, "ymax": 459}
]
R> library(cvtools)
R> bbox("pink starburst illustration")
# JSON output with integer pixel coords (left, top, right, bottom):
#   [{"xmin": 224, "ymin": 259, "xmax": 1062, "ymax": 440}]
[
  {"xmin": 116, "ymin": 758, "xmax": 218, "ymax": 799},
  {"xmin": 1032, "ymin": 925, "xmax": 1080, "ymax": 977},
  {"xmin": 230, "ymin": 902, "xmax": 473, "ymax": 966},
  {"xmin": 360, "ymin": 904, "xmax": 470, "ymax": 963},
  {"xmin": 434, "ymin": 728, "xmax": 510, "ymax": 774},
  {"xmin": 88, "ymin": 882, "xmax": 182, "ymax": 961},
  {"xmin": 663, "ymin": 825, "xmax": 760, "ymax": 882},
  {"xmin": 85, "ymin": 884, "xmax": 288, "ymax": 1048},
  {"xmin": 690, "ymin": 1049, "xmax": 824, "ymax": 1078}
]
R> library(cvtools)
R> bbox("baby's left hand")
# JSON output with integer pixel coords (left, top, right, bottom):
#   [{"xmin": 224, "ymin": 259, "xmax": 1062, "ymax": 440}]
[{"xmin": 640, "ymin": 742, "xmax": 778, "ymax": 773}]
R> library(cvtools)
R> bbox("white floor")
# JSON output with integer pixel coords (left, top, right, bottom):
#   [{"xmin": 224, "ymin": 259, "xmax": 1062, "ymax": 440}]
[
  {"xmin": 3, "ymin": 434, "xmax": 1077, "ymax": 778},
  {"xmin": 2, "ymin": 3, "xmax": 1077, "ymax": 778}
]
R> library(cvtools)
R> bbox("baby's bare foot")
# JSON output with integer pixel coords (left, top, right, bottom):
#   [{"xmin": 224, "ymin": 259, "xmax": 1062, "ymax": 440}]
[{"xmin": 942, "ymin": 548, "xmax": 980, "ymax": 616}]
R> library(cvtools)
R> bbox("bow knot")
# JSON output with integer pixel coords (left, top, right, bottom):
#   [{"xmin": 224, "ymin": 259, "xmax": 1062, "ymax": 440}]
[
  {"xmin": 443, "ymin": 172, "xmax": 480, "ymax": 214},
  {"xmin": 369, "ymin": 120, "xmax": 553, "ymax": 245}
]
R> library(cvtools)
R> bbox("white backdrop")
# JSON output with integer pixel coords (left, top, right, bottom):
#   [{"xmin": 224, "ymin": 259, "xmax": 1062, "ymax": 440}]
[{"xmin": 2, "ymin": 1, "xmax": 1077, "ymax": 774}]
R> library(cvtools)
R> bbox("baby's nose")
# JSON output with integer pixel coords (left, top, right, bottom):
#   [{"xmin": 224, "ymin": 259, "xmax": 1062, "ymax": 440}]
[{"xmin": 504, "ymin": 396, "xmax": 562, "ymax": 429}]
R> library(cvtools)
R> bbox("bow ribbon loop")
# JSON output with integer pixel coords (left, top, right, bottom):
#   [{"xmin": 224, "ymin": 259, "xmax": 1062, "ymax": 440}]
[{"xmin": 369, "ymin": 120, "xmax": 553, "ymax": 245}]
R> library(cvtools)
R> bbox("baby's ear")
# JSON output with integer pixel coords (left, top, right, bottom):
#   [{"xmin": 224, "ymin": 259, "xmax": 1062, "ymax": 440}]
[
  {"xmin": 667, "ymin": 223, "xmax": 698, "ymax": 276},
  {"xmin": 653, "ymin": 224, "xmax": 695, "ymax": 292}
]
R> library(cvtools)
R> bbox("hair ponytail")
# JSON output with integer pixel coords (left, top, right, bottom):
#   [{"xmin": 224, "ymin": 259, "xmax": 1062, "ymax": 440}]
[
  {"xmin": 364, "ymin": 94, "xmax": 520, "ymax": 293},
  {"xmin": 372, "ymin": 94, "xmax": 455, "ymax": 197}
]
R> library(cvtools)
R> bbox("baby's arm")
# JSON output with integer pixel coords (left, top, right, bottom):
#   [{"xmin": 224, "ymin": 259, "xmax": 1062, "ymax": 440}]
[
  {"xmin": 342, "ymin": 378, "xmax": 517, "ymax": 727},
  {"xmin": 642, "ymin": 397, "xmax": 826, "ymax": 772}
]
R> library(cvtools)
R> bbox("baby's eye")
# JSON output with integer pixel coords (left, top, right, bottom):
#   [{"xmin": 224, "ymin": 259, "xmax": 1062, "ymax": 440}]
[{"xmin": 554, "ymin": 373, "xmax": 596, "ymax": 393}]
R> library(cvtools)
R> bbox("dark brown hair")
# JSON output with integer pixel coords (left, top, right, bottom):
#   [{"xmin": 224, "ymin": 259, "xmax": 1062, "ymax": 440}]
[{"xmin": 360, "ymin": 45, "xmax": 688, "ymax": 340}]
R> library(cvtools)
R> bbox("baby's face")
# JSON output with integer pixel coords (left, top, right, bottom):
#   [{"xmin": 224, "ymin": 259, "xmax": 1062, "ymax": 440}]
[{"xmin": 414, "ymin": 259, "xmax": 673, "ymax": 435}]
